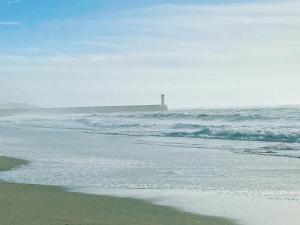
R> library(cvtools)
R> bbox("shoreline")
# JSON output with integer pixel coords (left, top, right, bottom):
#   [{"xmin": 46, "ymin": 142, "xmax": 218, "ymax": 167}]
[{"xmin": 0, "ymin": 156, "xmax": 237, "ymax": 225}]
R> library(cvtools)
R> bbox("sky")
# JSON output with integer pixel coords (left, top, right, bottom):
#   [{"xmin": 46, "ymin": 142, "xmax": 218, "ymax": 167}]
[{"xmin": 0, "ymin": 0, "xmax": 299, "ymax": 108}]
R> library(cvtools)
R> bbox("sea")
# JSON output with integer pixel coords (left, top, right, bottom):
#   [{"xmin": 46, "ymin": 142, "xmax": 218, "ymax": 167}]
[{"xmin": 0, "ymin": 107, "xmax": 299, "ymax": 225}]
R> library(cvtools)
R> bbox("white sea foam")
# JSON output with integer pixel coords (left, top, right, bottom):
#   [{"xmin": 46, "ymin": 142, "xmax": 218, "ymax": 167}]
[
  {"xmin": 73, "ymin": 188, "xmax": 300, "ymax": 225},
  {"xmin": 0, "ymin": 107, "xmax": 300, "ymax": 225},
  {"xmin": 1, "ymin": 107, "xmax": 300, "ymax": 158}
]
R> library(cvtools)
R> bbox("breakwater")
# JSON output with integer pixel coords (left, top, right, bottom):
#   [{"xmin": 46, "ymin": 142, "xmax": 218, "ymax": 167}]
[{"xmin": 0, "ymin": 104, "xmax": 168, "ymax": 116}]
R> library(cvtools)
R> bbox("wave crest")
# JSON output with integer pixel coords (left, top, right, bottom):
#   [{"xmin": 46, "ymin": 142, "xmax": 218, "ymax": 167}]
[{"xmin": 165, "ymin": 128, "xmax": 300, "ymax": 143}]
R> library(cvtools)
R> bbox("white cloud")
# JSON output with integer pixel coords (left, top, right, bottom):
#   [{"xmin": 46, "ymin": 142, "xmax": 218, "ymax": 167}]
[
  {"xmin": 7, "ymin": 0, "xmax": 23, "ymax": 4},
  {"xmin": 1, "ymin": 0, "xmax": 300, "ymax": 107},
  {"xmin": 0, "ymin": 21, "xmax": 20, "ymax": 26}
]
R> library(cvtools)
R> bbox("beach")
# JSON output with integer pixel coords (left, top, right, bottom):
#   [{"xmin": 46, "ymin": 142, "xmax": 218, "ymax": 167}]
[
  {"xmin": 2, "ymin": 0, "xmax": 300, "ymax": 224},
  {"xmin": 0, "ymin": 108, "xmax": 300, "ymax": 225},
  {"xmin": 0, "ymin": 156, "xmax": 235, "ymax": 225}
]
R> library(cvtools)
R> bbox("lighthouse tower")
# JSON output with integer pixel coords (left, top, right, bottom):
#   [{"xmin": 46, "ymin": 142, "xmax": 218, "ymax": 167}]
[{"xmin": 161, "ymin": 94, "xmax": 165, "ymax": 107}]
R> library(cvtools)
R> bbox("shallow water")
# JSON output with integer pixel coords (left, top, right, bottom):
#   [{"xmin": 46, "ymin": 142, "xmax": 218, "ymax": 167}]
[{"xmin": 0, "ymin": 107, "xmax": 299, "ymax": 225}]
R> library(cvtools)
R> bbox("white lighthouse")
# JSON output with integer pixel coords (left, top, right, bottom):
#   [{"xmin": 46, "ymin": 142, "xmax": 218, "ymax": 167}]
[{"xmin": 161, "ymin": 94, "xmax": 165, "ymax": 107}]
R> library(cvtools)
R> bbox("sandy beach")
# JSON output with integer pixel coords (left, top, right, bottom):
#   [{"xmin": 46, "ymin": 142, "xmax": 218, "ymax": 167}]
[
  {"xmin": 2, "ymin": 0, "xmax": 300, "ymax": 224},
  {"xmin": 1, "ymin": 119, "xmax": 300, "ymax": 225},
  {"xmin": 0, "ymin": 156, "xmax": 236, "ymax": 225}
]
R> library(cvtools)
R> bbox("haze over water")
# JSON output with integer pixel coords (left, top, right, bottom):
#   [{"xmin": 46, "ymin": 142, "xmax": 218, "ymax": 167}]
[{"xmin": 1, "ymin": 0, "xmax": 300, "ymax": 107}]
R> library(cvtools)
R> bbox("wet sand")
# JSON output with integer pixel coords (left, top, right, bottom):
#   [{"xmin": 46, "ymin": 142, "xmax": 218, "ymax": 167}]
[{"xmin": 0, "ymin": 156, "xmax": 236, "ymax": 225}]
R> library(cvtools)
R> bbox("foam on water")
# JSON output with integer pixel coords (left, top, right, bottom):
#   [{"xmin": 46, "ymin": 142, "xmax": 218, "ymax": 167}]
[
  {"xmin": 0, "ymin": 107, "xmax": 300, "ymax": 225},
  {"xmin": 0, "ymin": 107, "xmax": 300, "ymax": 158}
]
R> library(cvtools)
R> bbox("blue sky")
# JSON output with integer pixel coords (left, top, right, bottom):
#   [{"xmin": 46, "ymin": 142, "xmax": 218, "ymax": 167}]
[
  {"xmin": 1, "ymin": 0, "xmax": 253, "ymax": 21},
  {"xmin": 1, "ymin": 0, "xmax": 253, "ymax": 49},
  {"xmin": 0, "ymin": 0, "xmax": 299, "ymax": 107}
]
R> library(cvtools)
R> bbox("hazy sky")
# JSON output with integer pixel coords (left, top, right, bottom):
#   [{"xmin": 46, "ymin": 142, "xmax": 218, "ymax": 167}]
[{"xmin": 0, "ymin": 0, "xmax": 299, "ymax": 108}]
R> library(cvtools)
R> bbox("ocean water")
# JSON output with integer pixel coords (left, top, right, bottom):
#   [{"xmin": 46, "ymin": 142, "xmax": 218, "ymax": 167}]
[
  {"xmin": 0, "ymin": 107, "xmax": 300, "ymax": 225},
  {"xmin": 1, "ymin": 107, "xmax": 300, "ymax": 159}
]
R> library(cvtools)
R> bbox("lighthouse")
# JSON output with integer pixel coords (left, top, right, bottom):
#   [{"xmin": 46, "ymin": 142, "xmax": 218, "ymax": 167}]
[{"xmin": 161, "ymin": 94, "xmax": 165, "ymax": 107}]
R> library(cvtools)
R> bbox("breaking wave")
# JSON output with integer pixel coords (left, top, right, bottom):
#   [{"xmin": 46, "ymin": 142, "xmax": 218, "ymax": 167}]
[
  {"xmin": 0, "ymin": 107, "xmax": 300, "ymax": 159},
  {"xmin": 164, "ymin": 128, "xmax": 300, "ymax": 143},
  {"xmin": 115, "ymin": 112, "xmax": 270, "ymax": 121}
]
